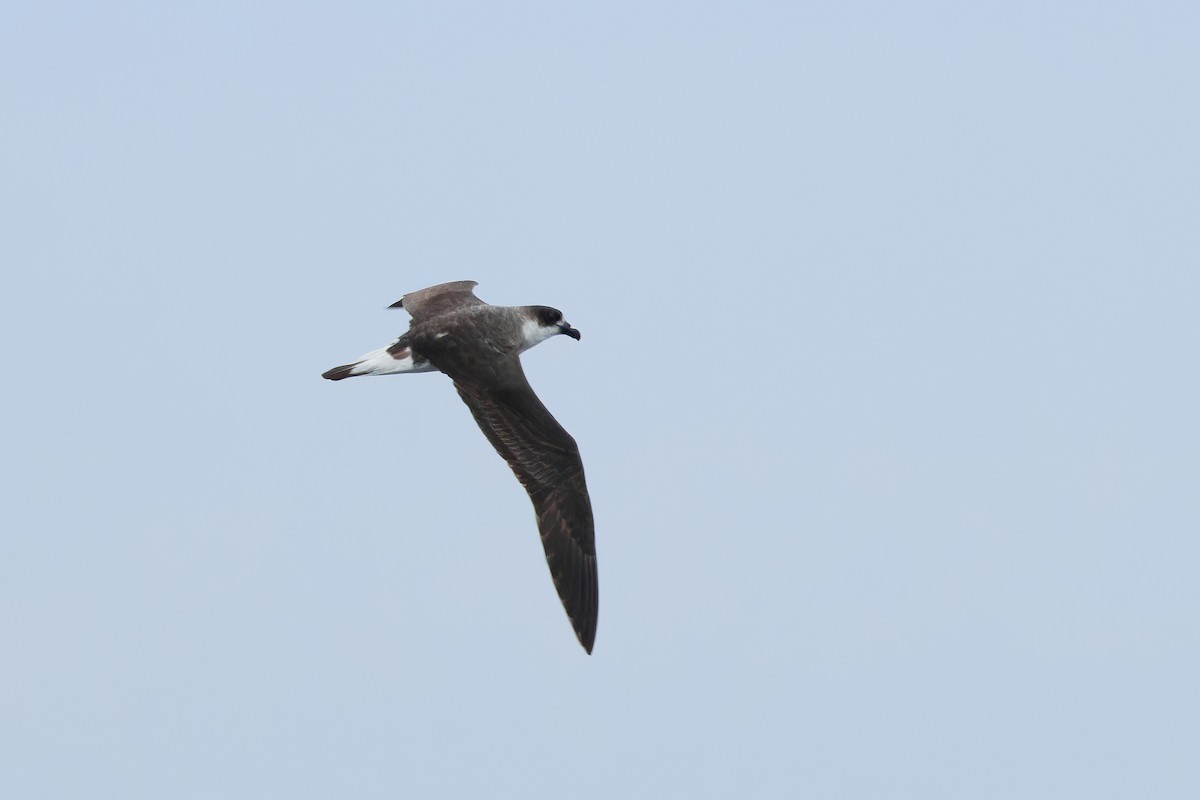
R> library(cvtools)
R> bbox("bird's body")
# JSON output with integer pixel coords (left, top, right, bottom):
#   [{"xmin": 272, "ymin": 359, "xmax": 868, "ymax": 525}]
[{"xmin": 322, "ymin": 281, "xmax": 598, "ymax": 653}]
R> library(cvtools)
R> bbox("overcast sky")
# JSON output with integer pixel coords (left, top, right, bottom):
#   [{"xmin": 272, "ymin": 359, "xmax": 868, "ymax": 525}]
[{"xmin": 3, "ymin": 2, "xmax": 1198, "ymax": 798}]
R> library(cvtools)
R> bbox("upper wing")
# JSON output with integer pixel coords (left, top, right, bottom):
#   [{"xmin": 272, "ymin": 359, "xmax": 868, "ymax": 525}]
[
  {"xmin": 450, "ymin": 358, "xmax": 598, "ymax": 653},
  {"xmin": 390, "ymin": 280, "xmax": 485, "ymax": 323}
]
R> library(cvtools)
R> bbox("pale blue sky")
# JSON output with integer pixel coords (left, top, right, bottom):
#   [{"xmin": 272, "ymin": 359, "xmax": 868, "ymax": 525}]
[{"xmin": 3, "ymin": 2, "xmax": 1198, "ymax": 797}]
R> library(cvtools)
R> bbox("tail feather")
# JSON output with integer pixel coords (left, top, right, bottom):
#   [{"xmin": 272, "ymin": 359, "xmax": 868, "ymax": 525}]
[{"xmin": 322, "ymin": 363, "xmax": 361, "ymax": 381}]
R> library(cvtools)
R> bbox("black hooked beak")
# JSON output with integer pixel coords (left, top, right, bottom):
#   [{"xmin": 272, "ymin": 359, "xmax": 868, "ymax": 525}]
[{"xmin": 558, "ymin": 321, "xmax": 581, "ymax": 340}]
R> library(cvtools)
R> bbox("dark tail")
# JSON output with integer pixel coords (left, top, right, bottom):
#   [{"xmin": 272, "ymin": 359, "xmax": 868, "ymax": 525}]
[{"xmin": 321, "ymin": 363, "xmax": 361, "ymax": 381}]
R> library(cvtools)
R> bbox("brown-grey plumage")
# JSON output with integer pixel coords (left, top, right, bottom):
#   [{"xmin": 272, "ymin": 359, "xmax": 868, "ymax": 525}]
[
  {"xmin": 389, "ymin": 279, "xmax": 485, "ymax": 321},
  {"xmin": 322, "ymin": 281, "xmax": 597, "ymax": 653}
]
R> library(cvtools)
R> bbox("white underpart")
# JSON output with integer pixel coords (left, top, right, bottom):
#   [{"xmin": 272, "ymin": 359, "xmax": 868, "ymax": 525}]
[
  {"xmin": 519, "ymin": 318, "xmax": 561, "ymax": 353},
  {"xmin": 347, "ymin": 341, "xmax": 437, "ymax": 376}
]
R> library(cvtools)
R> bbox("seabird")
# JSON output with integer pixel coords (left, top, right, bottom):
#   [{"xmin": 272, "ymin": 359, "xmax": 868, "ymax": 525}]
[{"xmin": 322, "ymin": 281, "xmax": 598, "ymax": 653}]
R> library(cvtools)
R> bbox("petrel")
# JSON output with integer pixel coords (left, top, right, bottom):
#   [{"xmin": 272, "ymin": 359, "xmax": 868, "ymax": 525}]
[{"xmin": 322, "ymin": 281, "xmax": 598, "ymax": 653}]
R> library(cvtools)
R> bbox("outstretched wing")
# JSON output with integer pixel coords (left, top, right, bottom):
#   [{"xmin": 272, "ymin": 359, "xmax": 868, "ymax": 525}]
[
  {"xmin": 390, "ymin": 280, "xmax": 485, "ymax": 323},
  {"xmin": 451, "ymin": 358, "xmax": 598, "ymax": 653}
]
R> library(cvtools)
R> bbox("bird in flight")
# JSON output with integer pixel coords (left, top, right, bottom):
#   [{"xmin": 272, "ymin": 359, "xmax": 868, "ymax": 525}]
[{"xmin": 322, "ymin": 281, "xmax": 598, "ymax": 653}]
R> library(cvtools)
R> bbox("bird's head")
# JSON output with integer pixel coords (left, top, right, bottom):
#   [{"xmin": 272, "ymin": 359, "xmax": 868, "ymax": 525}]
[{"xmin": 525, "ymin": 305, "xmax": 581, "ymax": 345}]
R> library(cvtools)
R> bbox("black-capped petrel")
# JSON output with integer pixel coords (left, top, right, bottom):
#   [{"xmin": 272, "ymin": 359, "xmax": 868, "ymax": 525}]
[{"xmin": 322, "ymin": 281, "xmax": 598, "ymax": 653}]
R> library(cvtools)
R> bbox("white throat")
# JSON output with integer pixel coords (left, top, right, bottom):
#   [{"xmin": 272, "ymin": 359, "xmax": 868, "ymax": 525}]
[{"xmin": 519, "ymin": 318, "xmax": 559, "ymax": 352}]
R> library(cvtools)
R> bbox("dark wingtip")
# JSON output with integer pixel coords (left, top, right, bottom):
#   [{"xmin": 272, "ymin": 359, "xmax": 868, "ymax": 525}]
[
  {"xmin": 579, "ymin": 617, "xmax": 596, "ymax": 654},
  {"xmin": 322, "ymin": 364, "xmax": 358, "ymax": 381},
  {"xmin": 575, "ymin": 584, "xmax": 597, "ymax": 655},
  {"xmin": 387, "ymin": 298, "xmax": 404, "ymax": 309}
]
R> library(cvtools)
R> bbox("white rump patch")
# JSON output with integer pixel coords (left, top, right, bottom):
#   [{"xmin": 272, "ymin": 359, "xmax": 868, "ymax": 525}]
[{"xmin": 346, "ymin": 342, "xmax": 437, "ymax": 376}]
